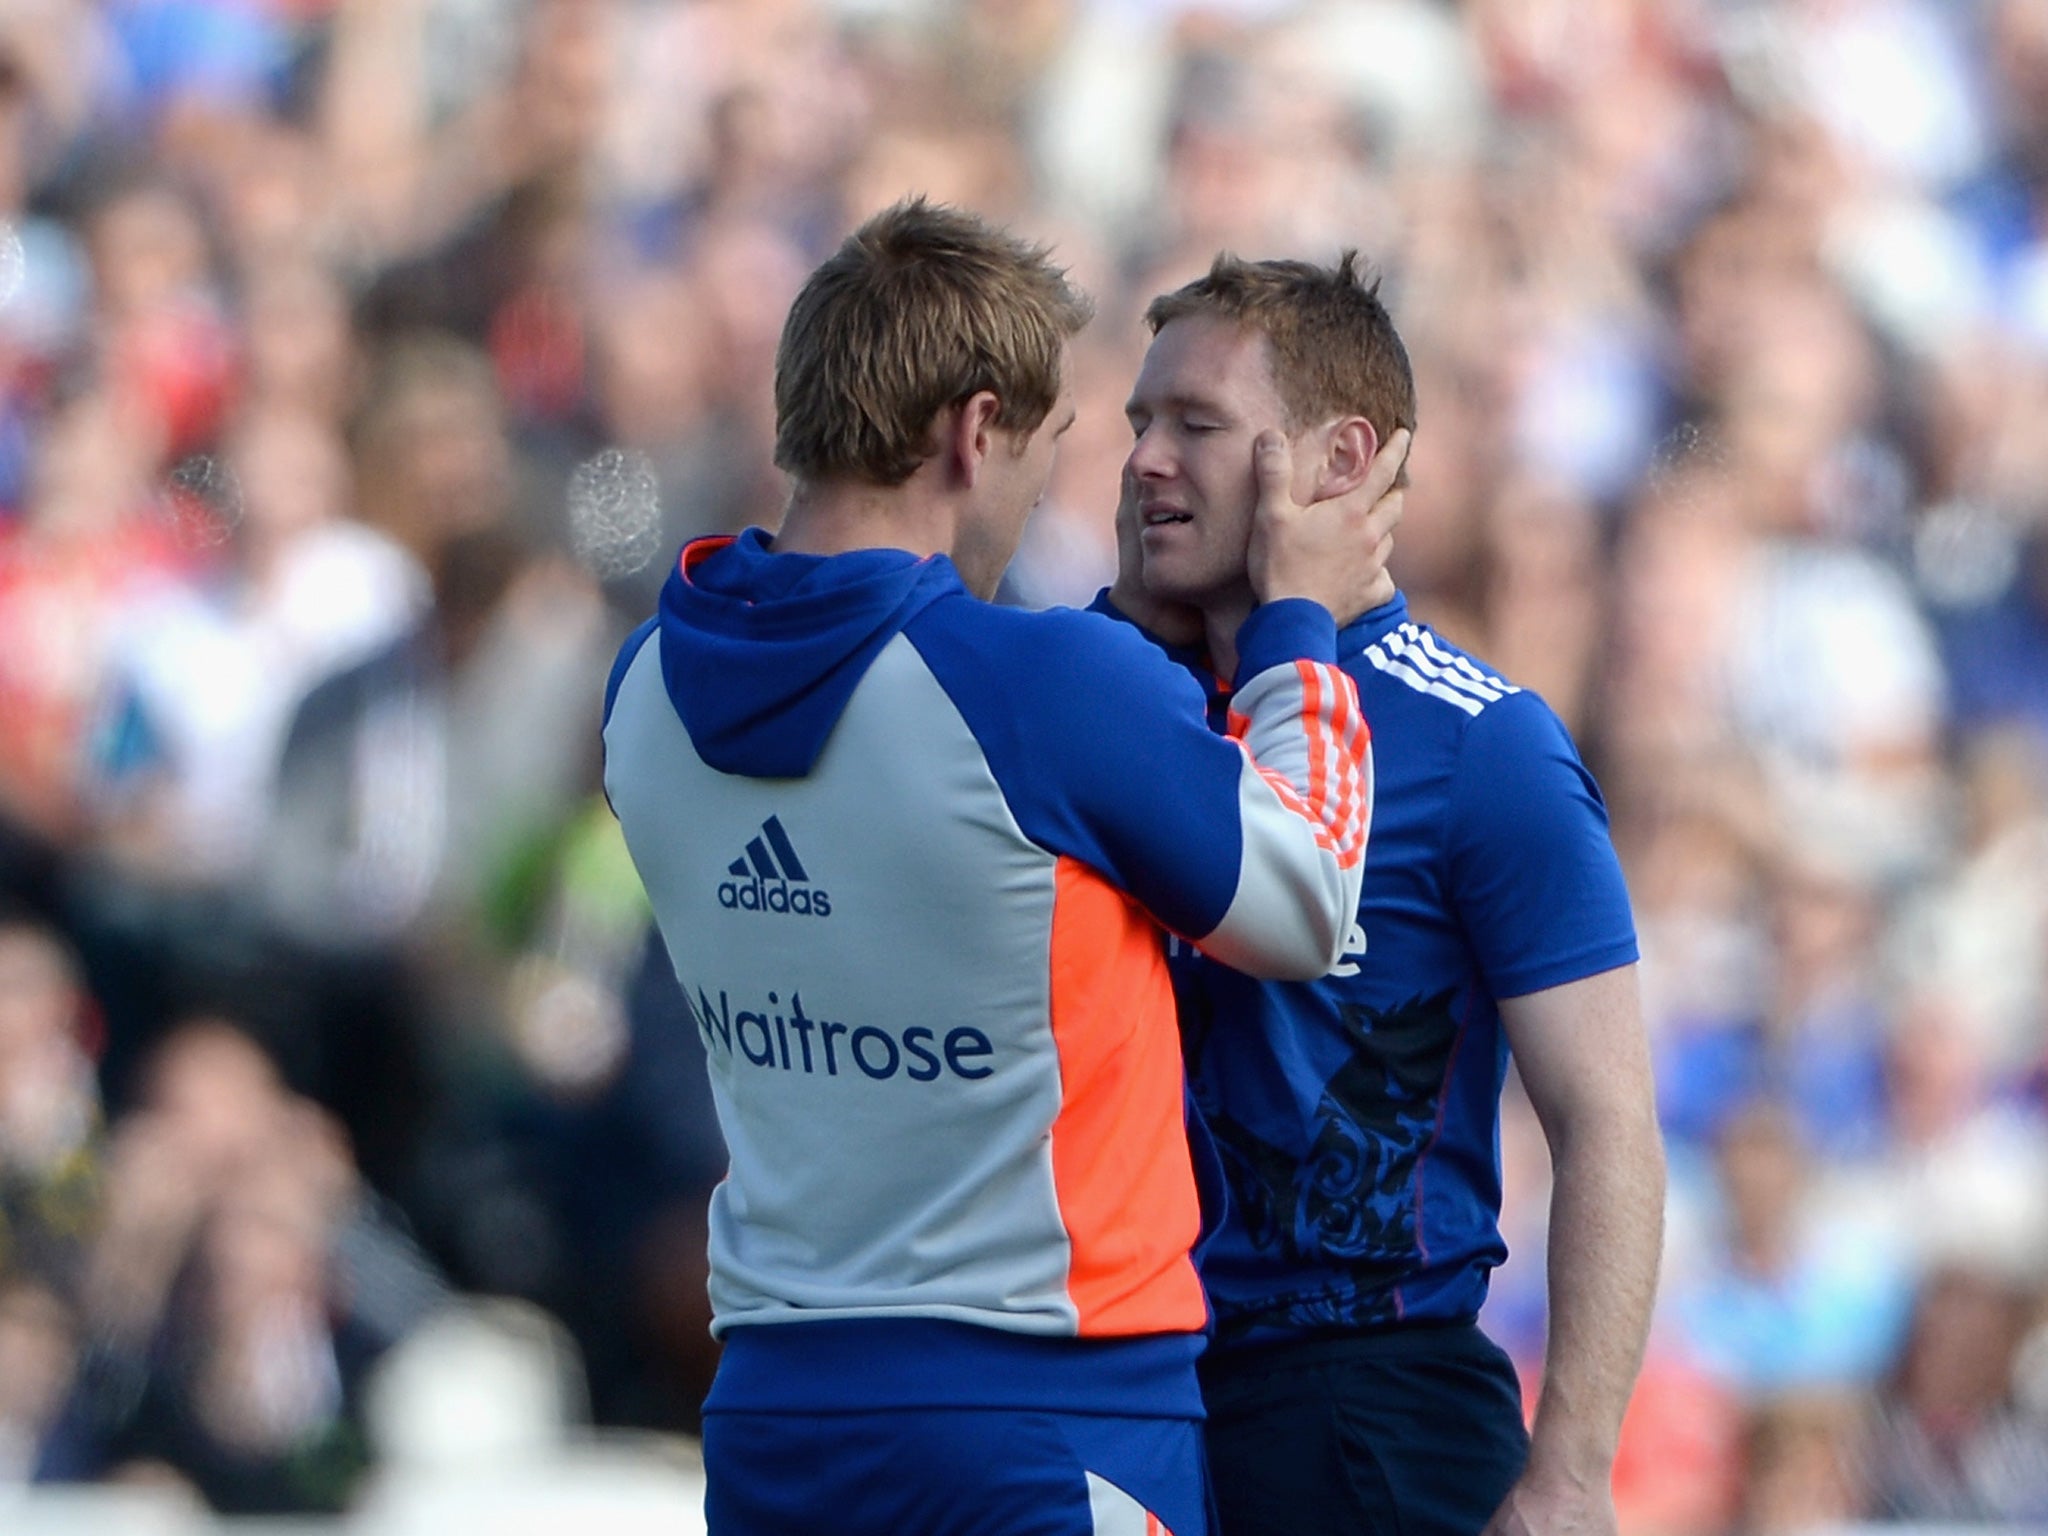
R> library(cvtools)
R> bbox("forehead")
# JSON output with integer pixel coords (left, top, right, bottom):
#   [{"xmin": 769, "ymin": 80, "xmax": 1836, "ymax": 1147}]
[{"xmin": 1127, "ymin": 314, "xmax": 1281, "ymax": 413}]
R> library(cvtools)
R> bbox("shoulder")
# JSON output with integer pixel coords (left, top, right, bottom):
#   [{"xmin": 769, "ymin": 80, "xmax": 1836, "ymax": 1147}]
[
  {"xmin": 904, "ymin": 599, "xmax": 1213, "ymax": 825},
  {"xmin": 1345, "ymin": 621, "xmax": 1599, "ymax": 805},
  {"xmin": 1348, "ymin": 620, "xmax": 1579, "ymax": 772},
  {"xmin": 1348, "ymin": 620, "xmax": 1522, "ymax": 723},
  {"xmin": 910, "ymin": 599, "xmax": 1192, "ymax": 704},
  {"xmin": 287, "ymin": 523, "xmax": 430, "ymax": 606},
  {"xmin": 919, "ymin": 597, "xmax": 1156, "ymax": 652},
  {"xmin": 603, "ymin": 615, "xmax": 660, "ymax": 725}
]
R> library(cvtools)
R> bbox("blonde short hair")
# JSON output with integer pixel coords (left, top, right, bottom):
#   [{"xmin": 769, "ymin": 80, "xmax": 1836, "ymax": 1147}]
[{"xmin": 773, "ymin": 199, "xmax": 1093, "ymax": 487}]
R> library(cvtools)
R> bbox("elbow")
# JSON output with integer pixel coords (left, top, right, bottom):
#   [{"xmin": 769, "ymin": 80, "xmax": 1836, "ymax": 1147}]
[
  {"xmin": 1244, "ymin": 935, "xmax": 1344, "ymax": 983},
  {"xmin": 1197, "ymin": 860, "xmax": 1360, "ymax": 981},
  {"xmin": 1282, "ymin": 898, "xmax": 1353, "ymax": 980},
  {"xmin": 1216, "ymin": 944, "xmax": 1336, "ymax": 983}
]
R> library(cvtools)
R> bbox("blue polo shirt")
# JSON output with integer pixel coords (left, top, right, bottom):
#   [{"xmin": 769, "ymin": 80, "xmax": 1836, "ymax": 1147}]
[{"xmin": 1135, "ymin": 593, "xmax": 1638, "ymax": 1345}]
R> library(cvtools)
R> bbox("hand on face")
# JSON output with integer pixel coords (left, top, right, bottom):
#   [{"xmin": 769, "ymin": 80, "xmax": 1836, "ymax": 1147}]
[
  {"xmin": 1107, "ymin": 464, "xmax": 1206, "ymax": 644},
  {"xmin": 1248, "ymin": 426, "xmax": 1409, "ymax": 622}
]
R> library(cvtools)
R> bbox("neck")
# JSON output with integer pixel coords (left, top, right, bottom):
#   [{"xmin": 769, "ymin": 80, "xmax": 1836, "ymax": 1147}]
[
  {"xmin": 773, "ymin": 478, "xmax": 957, "ymax": 563},
  {"xmin": 1201, "ymin": 593, "xmax": 1257, "ymax": 682},
  {"xmin": 1202, "ymin": 572, "xmax": 1397, "ymax": 684}
]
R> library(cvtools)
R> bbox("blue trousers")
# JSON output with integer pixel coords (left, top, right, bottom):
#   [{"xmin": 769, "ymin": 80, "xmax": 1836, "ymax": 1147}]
[
  {"xmin": 1199, "ymin": 1323, "xmax": 1529, "ymax": 1536},
  {"xmin": 704, "ymin": 1404, "xmax": 1210, "ymax": 1536}
]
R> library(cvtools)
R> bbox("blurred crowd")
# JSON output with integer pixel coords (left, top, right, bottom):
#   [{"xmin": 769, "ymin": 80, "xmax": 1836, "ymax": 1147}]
[{"xmin": 0, "ymin": 0, "xmax": 2044, "ymax": 1527}]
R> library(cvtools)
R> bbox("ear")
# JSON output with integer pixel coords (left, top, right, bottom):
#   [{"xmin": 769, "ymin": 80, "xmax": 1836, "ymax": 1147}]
[
  {"xmin": 947, "ymin": 390, "xmax": 1004, "ymax": 490},
  {"xmin": 1312, "ymin": 416, "xmax": 1380, "ymax": 501}
]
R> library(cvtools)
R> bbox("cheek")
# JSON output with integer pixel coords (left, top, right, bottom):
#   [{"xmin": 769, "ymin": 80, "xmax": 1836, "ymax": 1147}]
[
  {"xmin": 1194, "ymin": 444, "xmax": 1252, "ymax": 503},
  {"xmin": 1198, "ymin": 461, "xmax": 1255, "ymax": 532}
]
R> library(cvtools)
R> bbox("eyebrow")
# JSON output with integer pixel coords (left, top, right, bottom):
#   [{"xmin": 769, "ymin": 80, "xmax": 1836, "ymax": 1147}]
[{"xmin": 1124, "ymin": 390, "xmax": 1232, "ymax": 418}]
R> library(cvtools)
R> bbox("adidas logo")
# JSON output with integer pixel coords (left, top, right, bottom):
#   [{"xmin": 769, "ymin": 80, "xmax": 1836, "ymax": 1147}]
[{"xmin": 718, "ymin": 816, "xmax": 831, "ymax": 917}]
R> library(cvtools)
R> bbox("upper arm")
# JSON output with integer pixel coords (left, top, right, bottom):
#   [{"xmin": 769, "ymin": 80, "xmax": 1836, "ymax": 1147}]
[
  {"xmin": 912, "ymin": 608, "xmax": 1242, "ymax": 931},
  {"xmin": 1449, "ymin": 693, "xmax": 1638, "ymax": 999},
  {"xmin": 1449, "ymin": 692, "xmax": 1653, "ymax": 1142},
  {"xmin": 911, "ymin": 605, "xmax": 1364, "ymax": 976},
  {"xmin": 1499, "ymin": 965, "xmax": 1659, "ymax": 1148}
]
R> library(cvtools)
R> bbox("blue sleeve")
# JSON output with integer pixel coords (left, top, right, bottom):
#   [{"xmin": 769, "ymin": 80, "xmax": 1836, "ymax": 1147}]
[
  {"xmin": 1086, "ymin": 590, "xmax": 1334, "ymax": 689},
  {"xmin": 1232, "ymin": 599, "xmax": 1337, "ymax": 686},
  {"xmin": 1447, "ymin": 692, "xmax": 1638, "ymax": 998},
  {"xmin": 909, "ymin": 604, "xmax": 1251, "ymax": 940}
]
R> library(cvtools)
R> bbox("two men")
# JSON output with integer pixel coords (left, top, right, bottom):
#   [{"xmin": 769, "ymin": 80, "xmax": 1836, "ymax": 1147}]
[
  {"xmin": 1109, "ymin": 255, "xmax": 1665, "ymax": 1536},
  {"xmin": 602, "ymin": 200, "xmax": 1404, "ymax": 1536}
]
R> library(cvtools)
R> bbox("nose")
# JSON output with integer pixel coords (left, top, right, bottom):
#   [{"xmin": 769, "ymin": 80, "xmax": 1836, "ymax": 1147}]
[{"xmin": 1125, "ymin": 422, "xmax": 1172, "ymax": 482}]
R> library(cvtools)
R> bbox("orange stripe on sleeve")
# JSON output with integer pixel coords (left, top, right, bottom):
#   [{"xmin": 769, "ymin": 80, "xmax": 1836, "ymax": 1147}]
[
  {"xmin": 1300, "ymin": 660, "xmax": 1331, "ymax": 827},
  {"xmin": 1236, "ymin": 661, "xmax": 1371, "ymax": 868}
]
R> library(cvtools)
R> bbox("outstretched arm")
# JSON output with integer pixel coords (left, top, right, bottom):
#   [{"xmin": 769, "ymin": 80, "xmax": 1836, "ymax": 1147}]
[
  {"xmin": 1487, "ymin": 963, "xmax": 1665, "ymax": 1536},
  {"xmin": 1043, "ymin": 430, "xmax": 1406, "ymax": 978}
]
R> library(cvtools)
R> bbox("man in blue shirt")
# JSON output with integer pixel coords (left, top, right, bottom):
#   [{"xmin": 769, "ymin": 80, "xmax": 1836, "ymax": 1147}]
[{"xmin": 1106, "ymin": 254, "xmax": 1666, "ymax": 1536}]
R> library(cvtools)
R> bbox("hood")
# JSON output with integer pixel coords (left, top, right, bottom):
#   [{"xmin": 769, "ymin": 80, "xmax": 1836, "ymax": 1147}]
[{"xmin": 657, "ymin": 527, "xmax": 961, "ymax": 777}]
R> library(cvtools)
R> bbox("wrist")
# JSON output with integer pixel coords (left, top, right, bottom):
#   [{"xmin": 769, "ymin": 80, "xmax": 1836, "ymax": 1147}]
[
  {"xmin": 1522, "ymin": 1433, "xmax": 1616, "ymax": 1495},
  {"xmin": 1233, "ymin": 597, "xmax": 1337, "ymax": 681}
]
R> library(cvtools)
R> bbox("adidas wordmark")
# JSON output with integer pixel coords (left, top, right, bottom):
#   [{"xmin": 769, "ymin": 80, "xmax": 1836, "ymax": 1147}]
[{"xmin": 718, "ymin": 815, "xmax": 832, "ymax": 917}]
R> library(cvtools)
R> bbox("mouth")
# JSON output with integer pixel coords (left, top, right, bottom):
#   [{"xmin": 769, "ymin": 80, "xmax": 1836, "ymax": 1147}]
[{"xmin": 1141, "ymin": 505, "xmax": 1192, "ymax": 528}]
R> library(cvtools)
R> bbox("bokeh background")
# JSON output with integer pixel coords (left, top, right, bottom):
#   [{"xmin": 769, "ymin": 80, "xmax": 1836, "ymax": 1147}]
[{"xmin": 1, "ymin": 0, "xmax": 2046, "ymax": 1530}]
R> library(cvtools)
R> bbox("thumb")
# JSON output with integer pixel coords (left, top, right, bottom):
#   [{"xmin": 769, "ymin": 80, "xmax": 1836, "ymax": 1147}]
[{"xmin": 1253, "ymin": 429, "xmax": 1292, "ymax": 515}]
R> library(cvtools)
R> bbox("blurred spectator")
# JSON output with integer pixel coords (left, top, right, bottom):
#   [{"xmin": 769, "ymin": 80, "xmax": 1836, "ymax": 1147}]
[
  {"xmin": 260, "ymin": 332, "xmax": 600, "ymax": 937},
  {"xmin": 30, "ymin": 389, "xmax": 422, "ymax": 1127},
  {"xmin": 1859, "ymin": 1261, "xmax": 2048, "ymax": 1522},
  {"xmin": 1934, "ymin": 523, "xmax": 2048, "ymax": 748},
  {"xmin": 0, "ymin": 916, "xmax": 101, "ymax": 1292},
  {"xmin": 1892, "ymin": 726, "xmax": 2048, "ymax": 1084},
  {"xmin": 246, "ymin": 331, "xmax": 617, "ymax": 1308},
  {"xmin": 83, "ymin": 175, "xmax": 239, "ymax": 462},
  {"xmin": 1607, "ymin": 1343, "xmax": 1746, "ymax": 1536},
  {"xmin": 505, "ymin": 915, "xmax": 728, "ymax": 1432},
  {"xmin": 529, "ymin": 259, "xmax": 766, "ymax": 615},
  {"xmin": 0, "ymin": 386, "xmax": 183, "ymax": 848},
  {"xmin": 37, "ymin": 1016, "xmax": 444, "ymax": 1514},
  {"xmin": 344, "ymin": 333, "xmax": 520, "ymax": 568},
  {"xmin": 234, "ymin": 258, "xmax": 361, "ymax": 427},
  {"xmin": 0, "ymin": 1272, "xmax": 77, "ymax": 1484},
  {"xmin": 1667, "ymin": 1098, "xmax": 1913, "ymax": 1397},
  {"xmin": 1735, "ymin": 1390, "xmax": 1868, "ymax": 1536},
  {"xmin": 89, "ymin": 402, "xmax": 423, "ymax": 887}
]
